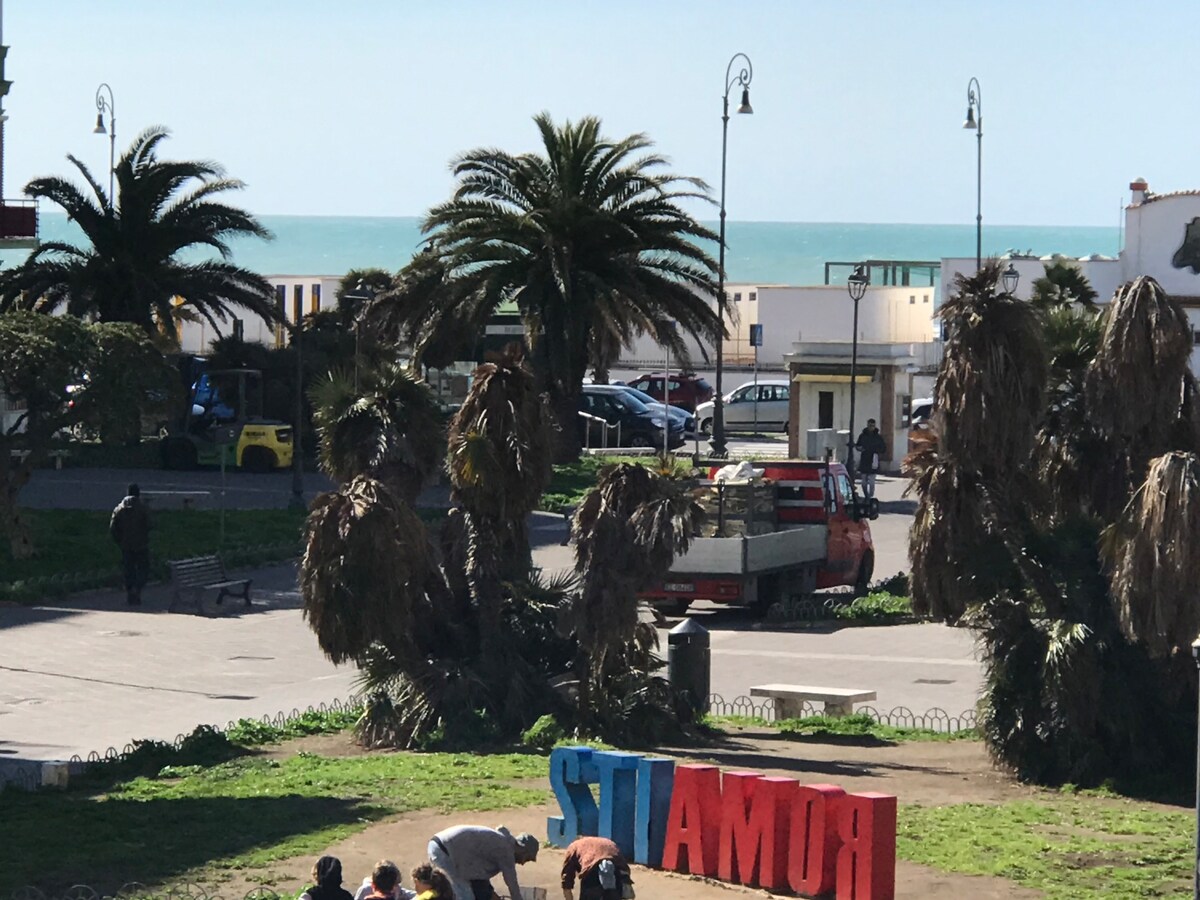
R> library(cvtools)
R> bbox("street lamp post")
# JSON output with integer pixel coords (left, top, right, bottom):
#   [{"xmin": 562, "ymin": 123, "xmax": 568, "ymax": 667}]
[
  {"xmin": 289, "ymin": 322, "xmax": 305, "ymax": 511},
  {"xmin": 846, "ymin": 265, "xmax": 869, "ymax": 481},
  {"xmin": 1001, "ymin": 261, "xmax": 1020, "ymax": 295},
  {"xmin": 710, "ymin": 51, "xmax": 754, "ymax": 458},
  {"xmin": 93, "ymin": 83, "xmax": 116, "ymax": 202},
  {"xmin": 963, "ymin": 77, "xmax": 982, "ymax": 271}
]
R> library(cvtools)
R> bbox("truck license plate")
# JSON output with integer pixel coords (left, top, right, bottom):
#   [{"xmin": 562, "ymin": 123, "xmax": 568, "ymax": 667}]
[{"xmin": 664, "ymin": 582, "xmax": 695, "ymax": 592}]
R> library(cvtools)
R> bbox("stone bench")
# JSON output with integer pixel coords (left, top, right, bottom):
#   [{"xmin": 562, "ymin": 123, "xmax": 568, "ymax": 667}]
[
  {"xmin": 168, "ymin": 555, "xmax": 251, "ymax": 614},
  {"xmin": 750, "ymin": 683, "xmax": 876, "ymax": 719}
]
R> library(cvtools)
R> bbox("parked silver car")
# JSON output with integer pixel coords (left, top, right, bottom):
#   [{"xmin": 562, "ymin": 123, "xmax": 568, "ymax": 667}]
[{"xmin": 695, "ymin": 379, "xmax": 791, "ymax": 434}]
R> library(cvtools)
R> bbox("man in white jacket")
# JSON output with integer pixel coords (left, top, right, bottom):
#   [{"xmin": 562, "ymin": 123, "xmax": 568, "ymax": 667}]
[{"xmin": 427, "ymin": 824, "xmax": 539, "ymax": 900}]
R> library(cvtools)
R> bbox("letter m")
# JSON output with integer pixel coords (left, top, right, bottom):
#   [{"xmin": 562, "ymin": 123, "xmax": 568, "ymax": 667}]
[{"xmin": 718, "ymin": 772, "xmax": 797, "ymax": 889}]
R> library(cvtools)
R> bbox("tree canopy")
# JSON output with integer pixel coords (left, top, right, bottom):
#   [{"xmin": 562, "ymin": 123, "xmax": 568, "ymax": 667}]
[
  {"xmin": 397, "ymin": 113, "xmax": 722, "ymax": 458},
  {"xmin": 0, "ymin": 127, "xmax": 276, "ymax": 339}
]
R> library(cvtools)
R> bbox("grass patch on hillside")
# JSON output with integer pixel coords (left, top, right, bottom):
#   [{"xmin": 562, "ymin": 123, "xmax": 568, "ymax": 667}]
[
  {"xmin": 709, "ymin": 712, "xmax": 975, "ymax": 743},
  {"xmin": 0, "ymin": 749, "xmax": 547, "ymax": 894},
  {"xmin": 899, "ymin": 797, "xmax": 1192, "ymax": 898}
]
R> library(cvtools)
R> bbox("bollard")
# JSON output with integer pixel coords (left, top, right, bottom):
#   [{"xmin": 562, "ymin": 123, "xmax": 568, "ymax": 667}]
[{"xmin": 668, "ymin": 618, "xmax": 710, "ymax": 717}]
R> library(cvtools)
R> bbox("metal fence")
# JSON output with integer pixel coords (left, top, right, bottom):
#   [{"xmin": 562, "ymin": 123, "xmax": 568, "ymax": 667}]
[
  {"xmin": 706, "ymin": 692, "xmax": 977, "ymax": 732},
  {"xmin": 0, "ymin": 696, "xmax": 364, "ymax": 792}
]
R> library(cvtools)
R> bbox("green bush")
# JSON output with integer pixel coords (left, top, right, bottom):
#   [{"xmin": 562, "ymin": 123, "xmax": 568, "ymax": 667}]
[
  {"xmin": 521, "ymin": 714, "xmax": 566, "ymax": 751},
  {"xmin": 833, "ymin": 591, "xmax": 913, "ymax": 621}
]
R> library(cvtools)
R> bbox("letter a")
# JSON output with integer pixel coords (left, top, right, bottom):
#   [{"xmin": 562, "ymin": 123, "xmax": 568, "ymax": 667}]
[
  {"xmin": 835, "ymin": 792, "xmax": 897, "ymax": 900},
  {"xmin": 660, "ymin": 764, "xmax": 721, "ymax": 876}
]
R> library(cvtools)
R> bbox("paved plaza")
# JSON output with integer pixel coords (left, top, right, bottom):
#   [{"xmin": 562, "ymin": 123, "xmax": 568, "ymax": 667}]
[{"xmin": 2, "ymin": 468, "xmax": 980, "ymax": 782}]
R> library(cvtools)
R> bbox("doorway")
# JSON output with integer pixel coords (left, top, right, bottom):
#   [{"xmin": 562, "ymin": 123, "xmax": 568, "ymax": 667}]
[{"xmin": 818, "ymin": 391, "xmax": 834, "ymax": 429}]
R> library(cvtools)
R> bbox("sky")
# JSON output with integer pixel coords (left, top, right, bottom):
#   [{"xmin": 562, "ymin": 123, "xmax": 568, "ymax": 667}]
[{"xmin": 0, "ymin": 1, "xmax": 1193, "ymax": 226}]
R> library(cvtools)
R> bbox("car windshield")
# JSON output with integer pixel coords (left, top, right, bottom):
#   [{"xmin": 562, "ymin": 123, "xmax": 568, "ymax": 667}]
[
  {"xmin": 610, "ymin": 391, "xmax": 650, "ymax": 413},
  {"xmin": 622, "ymin": 387, "xmax": 662, "ymax": 406}
]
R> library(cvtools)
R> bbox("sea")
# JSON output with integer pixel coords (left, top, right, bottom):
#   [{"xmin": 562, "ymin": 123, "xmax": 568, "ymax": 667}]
[{"xmin": 31, "ymin": 212, "xmax": 1121, "ymax": 286}]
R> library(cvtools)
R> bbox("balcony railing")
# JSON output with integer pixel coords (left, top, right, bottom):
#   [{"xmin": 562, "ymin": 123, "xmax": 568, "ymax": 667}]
[{"xmin": 0, "ymin": 199, "xmax": 37, "ymax": 240}]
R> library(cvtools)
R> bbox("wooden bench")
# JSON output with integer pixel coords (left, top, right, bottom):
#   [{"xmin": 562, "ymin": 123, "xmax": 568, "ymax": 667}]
[
  {"xmin": 167, "ymin": 555, "xmax": 251, "ymax": 614},
  {"xmin": 750, "ymin": 683, "xmax": 876, "ymax": 718}
]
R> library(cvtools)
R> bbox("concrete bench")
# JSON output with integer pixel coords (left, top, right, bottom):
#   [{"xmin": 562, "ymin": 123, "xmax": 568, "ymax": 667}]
[
  {"xmin": 9, "ymin": 448, "xmax": 69, "ymax": 469},
  {"xmin": 750, "ymin": 683, "xmax": 876, "ymax": 718},
  {"xmin": 168, "ymin": 555, "xmax": 251, "ymax": 614}
]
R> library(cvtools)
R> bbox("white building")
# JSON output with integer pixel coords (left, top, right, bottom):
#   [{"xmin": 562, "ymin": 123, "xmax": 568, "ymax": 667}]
[
  {"xmin": 941, "ymin": 178, "xmax": 1200, "ymax": 368},
  {"xmin": 176, "ymin": 275, "xmax": 344, "ymax": 354}
]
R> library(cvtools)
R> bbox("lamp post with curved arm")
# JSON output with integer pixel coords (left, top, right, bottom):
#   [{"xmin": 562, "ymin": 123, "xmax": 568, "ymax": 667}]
[
  {"xmin": 710, "ymin": 51, "xmax": 754, "ymax": 458},
  {"xmin": 963, "ymin": 77, "xmax": 982, "ymax": 270},
  {"xmin": 93, "ymin": 83, "xmax": 116, "ymax": 203},
  {"xmin": 846, "ymin": 265, "xmax": 869, "ymax": 480}
]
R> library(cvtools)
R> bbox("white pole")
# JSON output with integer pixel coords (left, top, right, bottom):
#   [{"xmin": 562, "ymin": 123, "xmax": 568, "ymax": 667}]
[
  {"xmin": 753, "ymin": 342, "xmax": 759, "ymax": 436},
  {"xmin": 664, "ymin": 345, "xmax": 670, "ymax": 457}
]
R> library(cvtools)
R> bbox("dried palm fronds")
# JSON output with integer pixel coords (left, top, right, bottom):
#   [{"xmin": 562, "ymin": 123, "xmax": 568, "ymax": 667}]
[
  {"xmin": 935, "ymin": 261, "xmax": 1048, "ymax": 477},
  {"xmin": 300, "ymin": 475, "xmax": 432, "ymax": 665},
  {"xmin": 1106, "ymin": 451, "xmax": 1200, "ymax": 658},
  {"xmin": 571, "ymin": 463, "xmax": 703, "ymax": 698},
  {"xmin": 1085, "ymin": 277, "xmax": 1194, "ymax": 501}
]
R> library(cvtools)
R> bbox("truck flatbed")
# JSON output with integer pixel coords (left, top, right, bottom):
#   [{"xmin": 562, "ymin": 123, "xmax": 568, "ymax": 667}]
[{"xmin": 666, "ymin": 525, "xmax": 827, "ymax": 577}]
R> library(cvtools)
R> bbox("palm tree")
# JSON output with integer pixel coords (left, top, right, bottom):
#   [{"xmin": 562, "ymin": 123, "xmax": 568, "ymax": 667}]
[
  {"xmin": 446, "ymin": 344, "xmax": 553, "ymax": 676},
  {"xmin": 309, "ymin": 363, "xmax": 445, "ymax": 504},
  {"xmin": 1030, "ymin": 260, "xmax": 1099, "ymax": 311},
  {"xmin": 570, "ymin": 461, "xmax": 703, "ymax": 730},
  {"xmin": 421, "ymin": 113, "xmax": 722, "ymax": 460},
  {"xmin": 0, "ymin": 127, "xmax": 276, "ymax": 334}
]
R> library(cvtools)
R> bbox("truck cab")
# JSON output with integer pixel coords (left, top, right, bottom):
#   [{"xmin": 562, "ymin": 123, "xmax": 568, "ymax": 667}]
[{"xmin": 642, "ymin": 459, "xmax": 874, "ymax": 615}]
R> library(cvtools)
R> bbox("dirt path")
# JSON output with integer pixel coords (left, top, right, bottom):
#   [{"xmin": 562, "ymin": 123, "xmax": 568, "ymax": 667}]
[{"xmin": 211, "ymin": 732, "xmax": 1046, "ymax": 899}]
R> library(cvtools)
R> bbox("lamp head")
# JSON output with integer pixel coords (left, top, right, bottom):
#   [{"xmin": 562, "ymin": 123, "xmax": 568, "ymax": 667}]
[
  {"xmin": 962, "ymin": 106, "xmax": 977, "ymax": 130},
  {"xmin": 737, "ymin": 87, "xmax": 753, "ymax": 115},
  {"xmin": 93, "ymin": 113, "xmax": 107, "ymax": 135},
  {"xmin": 1001, "ymin": 262, "xmax": 1020, "ymax": 294},
  {"xmin": 847, "ymin": 265, "xmax": 869, "ymax": 302}
]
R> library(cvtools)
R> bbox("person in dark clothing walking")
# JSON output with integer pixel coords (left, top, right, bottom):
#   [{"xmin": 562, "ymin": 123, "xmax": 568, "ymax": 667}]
[
  {"xmin": 854, "ymin": 419, "xmax": 888, "ymax": 499},
  {"xmin": 110, "ymin": 483, "xmax": 151, "ymax": 605},
  {"xmin": 561, "ymin": 836, "xmax": 632, "ymax": 900}
]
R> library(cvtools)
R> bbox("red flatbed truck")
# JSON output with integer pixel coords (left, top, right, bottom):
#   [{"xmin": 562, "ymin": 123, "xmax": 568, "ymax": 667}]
[{"xmin": 642, "ymin": 459, "xmax": 875, "ymax": 616}]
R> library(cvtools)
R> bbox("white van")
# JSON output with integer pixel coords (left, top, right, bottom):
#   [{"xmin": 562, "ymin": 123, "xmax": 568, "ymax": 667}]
[{"xmin": 694, "ymin": 379, "xmax": 791, "ymax": 434}]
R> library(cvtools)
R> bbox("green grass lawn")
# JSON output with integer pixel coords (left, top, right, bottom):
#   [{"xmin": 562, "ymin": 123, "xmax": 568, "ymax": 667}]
[
  {"xmin": 2, "ymin": 508, "xmax": 307, "ymax": 598},
  {"xmin": 709, "ymin": 712, "xmax": 975, "ymax": 743},
  {"xmin": 0, "ymin": 749, "xmax": 548, "ymax": 893},
  {"xmin": 900, "ymin": 795, "xmax": 1193, "ymax": 898}
]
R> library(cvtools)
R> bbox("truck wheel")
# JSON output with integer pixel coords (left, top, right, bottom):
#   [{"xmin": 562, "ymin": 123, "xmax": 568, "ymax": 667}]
[
  {"xmin": 161, "ymin": 436, "xmax": 197, "ymax": 470},
  {"xmin": 699, "ymin": 417, "xmax": 713, "ymax": 435},
  {"xmin": 242, "ymin": 446, "xmax": 275, "ymax": 474},
  {"xmin": 854, "ymin": 552, "xmax": 875, "ymax": 597},
  {"xmin": 630, "ymin": 434, "xmax": 653, "ymax": 448},
  {"xmin": 756, "ymin": 574, "xmax": 782, "ymax": 615}
]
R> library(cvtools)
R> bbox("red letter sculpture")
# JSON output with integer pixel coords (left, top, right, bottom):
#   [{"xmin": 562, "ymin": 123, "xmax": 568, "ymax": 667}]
[
  {"xmin": 835, "ymin": 792, "xmax": 897, "ymax": 900},
  {"xmin": 661, "ymin": 764, "xmax": 722, "ymax": 876},
  {"xmin": 788, "ymin": 783, "xmax": 845, "ymax": 896},
  {"xmin": 718, "ymin": 772, "xmax": 796, "ymax": 889}
]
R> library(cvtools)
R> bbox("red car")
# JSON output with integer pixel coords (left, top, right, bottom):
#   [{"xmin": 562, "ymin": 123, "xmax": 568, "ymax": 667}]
[{"xmin": 625, "ymin": 372, "xmax": 714, "ymax": 413}]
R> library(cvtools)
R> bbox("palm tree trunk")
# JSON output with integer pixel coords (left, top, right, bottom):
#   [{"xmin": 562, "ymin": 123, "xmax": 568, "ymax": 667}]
[
  {"xmin": 549, "ymin": 388, "xmax": 584, "ymax": 463},
  {"xmin": 0, "ymin": 440, "xmax": 35, "ymax": 559},
  {"xmin": 464, "ymin": 511, "xmax": 507, "ymax": 674}
]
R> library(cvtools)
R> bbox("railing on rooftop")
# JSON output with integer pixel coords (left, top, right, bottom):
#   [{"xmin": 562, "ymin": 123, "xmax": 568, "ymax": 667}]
[{"xmin": 0, "ymin": 198, "xmax": 37, "ymax": 240}]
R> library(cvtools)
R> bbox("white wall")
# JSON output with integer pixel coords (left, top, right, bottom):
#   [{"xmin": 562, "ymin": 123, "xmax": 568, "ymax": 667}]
[
  {"xmin": 1122, "ymin": 193, "xmax": 1200, "ymax": 296},
  {"xmin": 176, "ymin": 275, "xmax": 343, "ymax": 353}
]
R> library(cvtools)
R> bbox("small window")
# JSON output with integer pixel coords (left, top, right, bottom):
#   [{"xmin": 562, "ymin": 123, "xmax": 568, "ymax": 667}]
[
  {"xmin": 1193, "ymin": 330, "xmax": 1200, "ymax": 346},
  {"xmin": 749, "ymin": 291, "xmax": 758, "ymax": 302},
  {"xmin": 923, "ymin": 294, "xmax": 930, "ymax": 303},
  {"xmin": 836, "ymin": 474, "xmax": 854, "ymax": 508},
  {"xmin": 668, "ymin": 380, "xmax": 681, "ymax": 391},
  {"xmin": 733, "ymin": 292, "xmax": 743, "ymax": 302},
  {"xmin": 909, "ymin": 295, "xmax": 916, "ymax": 305}
]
